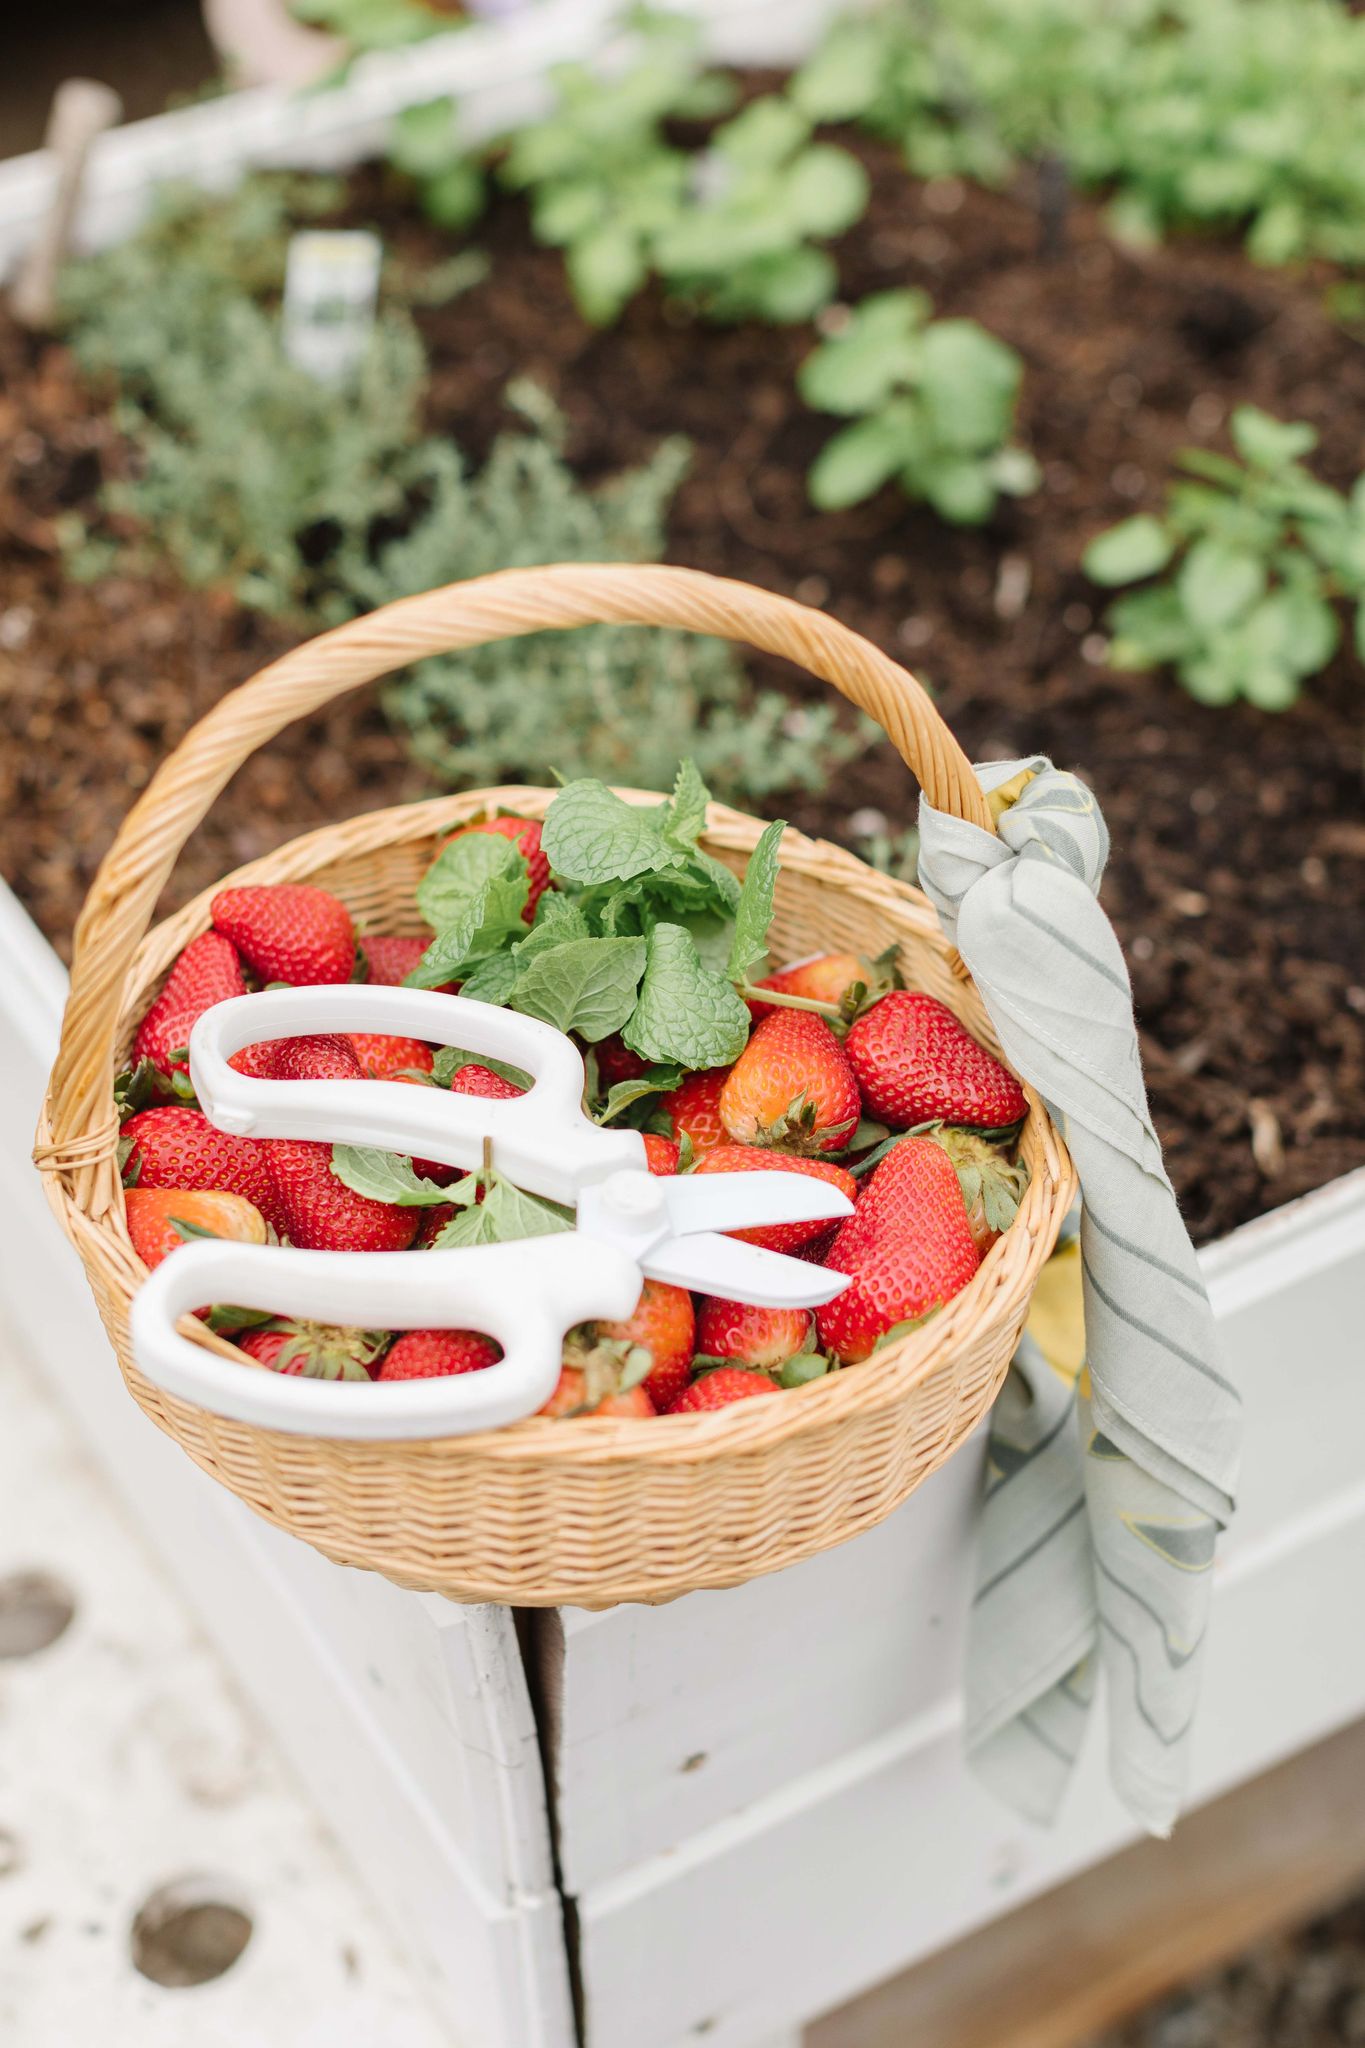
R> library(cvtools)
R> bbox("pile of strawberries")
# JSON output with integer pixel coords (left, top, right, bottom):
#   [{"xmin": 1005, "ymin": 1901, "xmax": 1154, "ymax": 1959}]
[{"xmin": 119, "ymin": 809, "xmax": 1031, "ymax": 1421}]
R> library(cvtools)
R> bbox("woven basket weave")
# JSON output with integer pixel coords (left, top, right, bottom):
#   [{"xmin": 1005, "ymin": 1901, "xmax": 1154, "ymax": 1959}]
[{"xmin": 37, "ymin": 564, "xmax": 1075, "ymax": 1608}]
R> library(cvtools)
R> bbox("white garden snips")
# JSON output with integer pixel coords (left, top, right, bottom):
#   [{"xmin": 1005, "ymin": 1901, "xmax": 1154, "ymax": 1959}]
[{"xmin": 129, "ymin": 985, "xmax": 853, "ymax": 1440}]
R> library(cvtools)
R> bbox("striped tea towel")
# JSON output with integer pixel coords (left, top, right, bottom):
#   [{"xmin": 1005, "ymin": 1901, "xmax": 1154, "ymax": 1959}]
[{"xmin": 916, "ymin": 758, "xmax": 1242, "ymax": 1836}]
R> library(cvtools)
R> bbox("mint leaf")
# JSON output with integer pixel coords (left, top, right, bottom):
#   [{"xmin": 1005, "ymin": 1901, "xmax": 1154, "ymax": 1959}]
[
  {"xmin": 429, "ymin": 1176, "xmax": 573, "ymax": 1248},
  {"xmin": 622, "ymin": 922, "xmax": 751, "ymax": 1069},
  {"xmin": 542, "ymin": 779, "xmax": 682, "ymax": 885},
  {"xmin": 512, "ymin": 935, "xmax": 647, "ymax": 1042},
  {"xmin": 594, "ymin": 1064, "xmax": 683, "ymax": 1124},
  {"xmin": 523, "ymin": 895, "xmax": 591, "ymax": 948},
  {"xmin": 331, "ymin": 1145, "xmax": 472, "ymax": 1207},
  {"xmin": 455, "ymin": 950, "xmax": 522, "ymax": 1005},
  {"xmin": 417, "ymin": 832, "xmax": 526, "ymax": 931},
  {"xmin": 661, "ymin": 758, "xmax": 711, "ymax": 849},
  {"xmin": 726, "ymin": 817, "xmax": 785, "ymax": 985}
]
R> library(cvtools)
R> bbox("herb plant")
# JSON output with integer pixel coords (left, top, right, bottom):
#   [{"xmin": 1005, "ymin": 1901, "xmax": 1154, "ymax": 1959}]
[
  {"xmin": 798, "ymin": 291, "xmax": 1039, "ymax": 523},
  {"xmin": 1083, "ymin": 408, "xmax": 1365, "ymax": 709}
]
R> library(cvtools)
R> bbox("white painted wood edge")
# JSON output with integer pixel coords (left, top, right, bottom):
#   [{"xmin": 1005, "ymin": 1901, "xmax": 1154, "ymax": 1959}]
[{"xmin": 0, "ymin": 0, "xmax": 849, "ymax": 277}]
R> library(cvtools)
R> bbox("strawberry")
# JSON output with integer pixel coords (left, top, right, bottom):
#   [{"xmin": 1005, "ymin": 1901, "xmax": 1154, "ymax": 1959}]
[
  {"xmin": 696, "ymin": 1297, "xmax": 811, "ymax": 1370},
  {"xmin": 238, "ymin": 1322, "xmax": 387, "ymax": 1380},
  {"xmin": 362, "ymin": 934, "xmax": 459, "ymax": 997},
  {"xmin": 211, "ymin": 884, "xmax": 356, "ymax": 986},
  {"xmin": 816, "ymin": 1136, "xmax": 980, "ymax": 1364},
  {"xmin": 720, "ymin": 1011, "xmax": 860, "ymax": 1155},
  {"xmin": 348, "ymin": 1034, "xmax": 435, "ymax": 1082},
  {"xmin": 230, "ymin": 1033, "xmax": 364, "ymax": 1081},
  {"xmin": 264, "ymin": 1140, "xmax": 419, "ymax": 1252},
  {"xmin": 659, "ymin": 1067, "xmax": 730, "ymax": 1157},
  {"xmin": 133, "ymin": 931, "xmax": 247, "ymax": 1077},
  {"xmin": 415, "ymin": 1203, "xmax": 460, "ymax": 1246},
  {"xmin": 928, "ymin": 1127, "xmax": 1029, "ymax": 1255},
  {"xmin": 844, "ymin": 991, "xmax": 1026, "ymax": 1131},
  {"xmin": 690, "ymin": 1144, "xmax": 855, "ymax": 1252},
  {"xmin": 440, "ymin": 816, "xmax": 549, "ymax": 922},
  {"xmin": 121, "ymin": 1105, "xmax": 286, "ymax": 1235},
  {"xmin": 748, "ymin": 951, "xmax": 880, "ymax": 1022},
  {"xmin": 374, "ymin": 1329, "xmax": 501, "ymax": 1380},
  {"xmin": 568, "ymin": 1278, "xmax": 696, "ymax": 1413},
  {"xmin": 666, "ymin": 1368, "xmax": 780, "ymax": 1414},
  {"xmin": 540, "ymin": 1367, "xmax": 656, "ymax": 1419},
  {"xmin": 594, "ymin": 1033, "xmax": 650, "ymax": 1091},
  {"xmin": 124, "ymin": 1187, "xmax": 267, "ymax": 1271},
  {"xmin": 642, "ymin": 1133, "xmax": 680, "ymax": 1176},
  {"xmin": 415, "ymin": 1063, "xmax": 528, "ymax": 1184}
]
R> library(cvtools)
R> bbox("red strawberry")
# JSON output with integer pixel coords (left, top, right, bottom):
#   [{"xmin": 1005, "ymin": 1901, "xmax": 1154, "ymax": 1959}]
[
  {"xmin": 362, "ymin": 934, "xmax": 459, "ymax": 997},
  {"xmin": 666, "ymin": 1368, "xmax": 780, "ymax": 1414},
  {"xmin": 447, "ymin": 1064, "xmax": 525, "ymax": 1101},
  {"xmin": 748, "ymin": 951, "xmax": 876, "ymax": 1021},
  {"xmin": 238, "ymin": 1321, "xmax": 387, "ymax": 1380},
  {"xmin": 594, "ymin": 1033, "xmax": 650, "ymax": 1090},
  {"xmin": 264, "ymin": 1140, "xmax": 419, "ymax": 1252},
  {"xmin": 440, "ymin": 816, "xmax": 549, "ymax": 922},
  {"xmin": 133, "ymin": 932, "xmax": 247, "ymax": 1077},
  {"xmin": 696, "ymin": 1297, "xmax": 811, "ymax": 1370},
  {"xmin": 659, "ymin": 1067, "xmax": 730, "ymax": 1157},
  {"xmin": 121, "ymin": 1105, "xmax": 285, "ymax": 1235},
  {"xmin": 540, "ymin": 1367, "xmax": 656, "ymax": 1419},
  {"xmin": 572, "ymin": 1278, "xmax": 696, "ymax": 1413},
  {"xmin": 642, "ymin": 1133, "xmax": 680, "ymax": 1176},
  {"xmin": 844, "ymin": 991, "xmax": 1027, "ymax": 1131},
  {"xmin": 124, "ymin": 1187, "xmax": 267, "ymax": 1270},
  {"xmin": 816, "ymin": 1137, "xmax": 980, "ymax": 1364},
  {"xmin": 415, "ymin": 1203, "xmax": 459, "ymax": 1246},
  {"xmin": 690, "ymin": 1144, "xmax": 855, "ymax": 1252},
  {"xmin": 230, "ymin": 1033, "xmax": 364, "ymax": 1081},
  {"xmin": 374, "ymin": 1329, "xmax": 501, "ymax": 1380},
  {"xmin": 349, "ymin": 1034, "xmax": 435, "ymax": 1082},
  {"xmin": 720, "ymin": 1011, "xmax": 860, "ymax": 1155},
  {"xmin": 211, "ymin": 885, "xmax": 356, "ymax": 987}
]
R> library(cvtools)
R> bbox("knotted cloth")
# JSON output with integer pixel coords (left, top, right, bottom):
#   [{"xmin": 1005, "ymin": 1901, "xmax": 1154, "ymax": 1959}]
[{"xmin": 916, "ymin": 758, "xmax": 1242, "ymax": 1836}]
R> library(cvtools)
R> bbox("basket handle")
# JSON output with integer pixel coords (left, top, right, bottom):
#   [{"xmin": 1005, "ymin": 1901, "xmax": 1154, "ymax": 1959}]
[{"xmin": 46, "ymin": 563, "xmax": 989, "ymax": 1187}]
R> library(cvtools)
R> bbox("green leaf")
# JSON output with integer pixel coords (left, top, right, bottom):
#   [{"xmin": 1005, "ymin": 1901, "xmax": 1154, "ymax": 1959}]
[
  {"xmin": 915, "ymin": 454, "xmax": 997, "ymax": 525},
  {"xmin": 791, "ymin": 24, "xmax": 884, "ymax": 122},
  {"xmin": 779, "ymin": 1350, "xmax": 831, "ymax": 1388},
  {"xmin": 1230, "ymin": 407, "xmax": 1317, "ymax": 471},
  {"xmin": 430, "ymin": 1176, "xmax": 573, "ymax": 1249},
  {"xmin": 330, "ymin": 1146, "xmax": 471, "ymax": 1207},
  {"xmin": 990, "ymin": 446, "xmax": 1042, "ymax": 499},
  {"xmin": 431, "ymin": 1046, "xmax": 531, "ymax": 1091},
  {"xmin": 417, "ymin": 832, "xmax": 526, "ymax": 933},
  {"xmin": 566, "ymin": 224, "xmax": 647, "ymax": 327},
  {"xmin": 725, "ymin": 817, "xmax": 785, "ymax": 986},
  {"xmin": 808, "ymin": 410, "xmax": 918, "ymax": 510},
  {"xmin": 622, "ymin": 922, "xmax": 751, "ymax": 1070},
  {"xmin": 1180, "ymin": 654, "xmax": 1243, "ymax": 707},
  {"xmin": 542, "ymin": 779, "xmax": 681, "ymax": 885},
  {"xmin": 1083, "ymin": 515, "xmax": 1175, "ymax": 587},
  {"xmin": 739, "ymin": 246, "xmax": 837, "ymax": 326},
  {"xmin": 917, "ymin": 320, "xmax": 1021, "ymax": 454},
  {"xmin": 454, "ymin": 951, "xmax": 522, "ymax": 1006},
  {"xmin": 1176, "ymin": 539, "xmax": 1266, "ymax": 632},
  {"xmin": 661, "ymin": 758, "xmax": 711, "ymax": 849},
  {"xmin": 594, "ymin": 1065, "xmax": 683, "ymax": 1124},
  {"xmin": 511, "ymin": 935, "xmax": 647, "ymax": 1042},
  {"xmin": 783, "ymin": 145, "xmax": 869, "ymax": 237},
  {"xmin": 1105, "ymin": 586, "xmax": 1197, "ymax": 668},
  {"xmin": 797, "ymin": 290, "xmax": 928, "ymax": 415},
  {"xmin": 389, "ymin": 98, "xmax": 458, "ymax": 178}
]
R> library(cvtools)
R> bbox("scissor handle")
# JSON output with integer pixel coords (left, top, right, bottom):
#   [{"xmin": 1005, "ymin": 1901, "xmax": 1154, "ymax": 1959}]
[
  {"xmin": 190, "ymin": 986, "xmax": 645, "ymax": 1204},
  {"xmin": 129, "ymin": 1233, "xmax": 645, "ymax": 1438}
]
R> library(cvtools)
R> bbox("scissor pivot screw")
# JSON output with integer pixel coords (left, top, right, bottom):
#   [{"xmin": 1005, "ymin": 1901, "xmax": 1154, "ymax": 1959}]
[{"xmin": 600, "ymin": 1170, "xmax": 666, "ymax": 1223}]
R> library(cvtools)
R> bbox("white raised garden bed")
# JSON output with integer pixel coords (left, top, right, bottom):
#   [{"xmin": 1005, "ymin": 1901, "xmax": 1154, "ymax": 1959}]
[{"xmin": 4, "ymin": 872, "xmax": 1364, "ymax": 2047}]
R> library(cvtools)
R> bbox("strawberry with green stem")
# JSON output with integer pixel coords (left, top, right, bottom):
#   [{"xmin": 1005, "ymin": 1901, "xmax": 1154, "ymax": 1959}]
[
  {"xmin": 133, "ymin": 931, "xmax": 247, "ymax": 1079},
  {"xmin": 237, "ymin": 1322, "xmax": 389, "ymax": 1380},
  {"xmin": 720, "ymin": 1010, "xmax": 860, "ymax": 1155},
  {"xmin": 666, "ymin": 1368, "xmax": 781, "ymax": 1414},
  {"xmin": 817, "ymin": 1136, "xmax": 980, "ymax": 1364}
]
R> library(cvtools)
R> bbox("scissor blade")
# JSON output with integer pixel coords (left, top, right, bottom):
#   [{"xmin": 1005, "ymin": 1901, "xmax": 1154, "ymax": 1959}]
[
  {"xmin": 659, "ymin": 1172, "xmax": 853, "ymax": 1240},
  {"xmin": 644, "ymin": 1231, "xmax": 850, "ymax": 1308}
]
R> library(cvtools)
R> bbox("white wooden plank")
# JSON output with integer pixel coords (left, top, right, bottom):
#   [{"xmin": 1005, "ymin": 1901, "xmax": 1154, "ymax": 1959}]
[{"xmin": 0, "ymin": 882, "xmax": 574, "ymax": 2047}]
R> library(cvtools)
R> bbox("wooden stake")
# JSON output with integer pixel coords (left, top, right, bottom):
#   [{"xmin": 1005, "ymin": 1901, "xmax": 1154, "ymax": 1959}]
[{"xmin": 10, "ymin": 79, "xmax": 123, "ymax": 332}]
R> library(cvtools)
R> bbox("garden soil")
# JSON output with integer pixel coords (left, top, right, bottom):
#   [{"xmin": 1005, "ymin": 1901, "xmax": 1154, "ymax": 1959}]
[{"xmin": 3, "ymin": 130, "xmax": 1363, "ymax": 1243}]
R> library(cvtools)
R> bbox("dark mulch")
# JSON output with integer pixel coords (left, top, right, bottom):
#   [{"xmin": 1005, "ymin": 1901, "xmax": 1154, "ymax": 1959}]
[{"xmin": 3, "ymin": 129, "xmax": 1363, "ymax": 1242}]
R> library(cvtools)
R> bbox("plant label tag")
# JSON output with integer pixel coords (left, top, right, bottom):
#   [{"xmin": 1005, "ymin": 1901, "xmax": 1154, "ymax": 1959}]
[{"xmin": 282, "ymin": 230, "xmax": 382, "ymax": 385}]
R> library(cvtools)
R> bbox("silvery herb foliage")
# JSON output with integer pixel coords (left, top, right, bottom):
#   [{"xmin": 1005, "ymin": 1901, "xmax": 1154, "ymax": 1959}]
[
  {"xmin": 1084, "ymin": 409, "xmax": 1365, "ymax": 710},
  {"xmin": 794, "ymin": 0, "xmax": 1365, "ymax": 268},
  {"xmin": 798, "ymin": 291, "xmax": 1039, "ymax": 524}
]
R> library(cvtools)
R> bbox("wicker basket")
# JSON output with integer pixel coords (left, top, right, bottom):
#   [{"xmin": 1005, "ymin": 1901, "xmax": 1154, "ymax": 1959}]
[{"xmin": 37, "ymin": 564, "xmax": 1075, "ymax": 1608}]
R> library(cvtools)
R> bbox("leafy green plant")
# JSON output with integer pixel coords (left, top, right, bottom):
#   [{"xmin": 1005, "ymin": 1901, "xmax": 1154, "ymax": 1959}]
[
  {"xmin": 650, "ymin": 96, "xmax": 868, "ymax": 324},
  {"xmin": 798, "ymin": 290, "xmax": 1039, "ymax": 523},
  {"xmin": 794, "ymin": 0, "xmax": 1365, "ymax": 268},
  {"xmin": 1083, "ymin": 407, "xmax": 1365, "ymax": 708}
]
